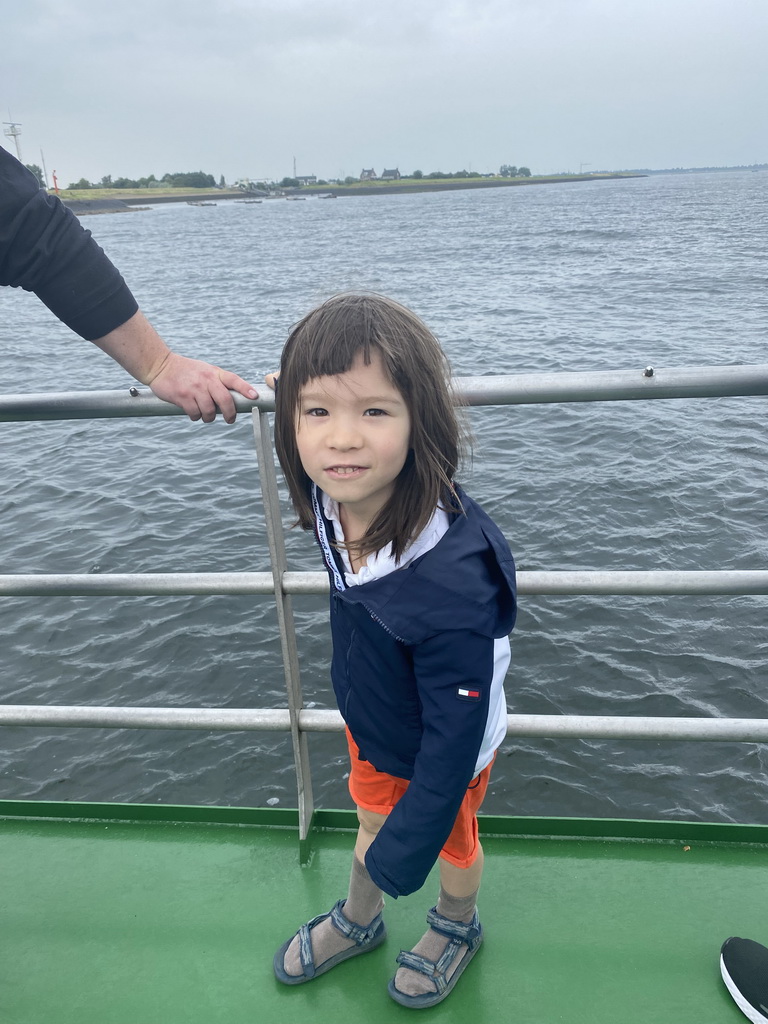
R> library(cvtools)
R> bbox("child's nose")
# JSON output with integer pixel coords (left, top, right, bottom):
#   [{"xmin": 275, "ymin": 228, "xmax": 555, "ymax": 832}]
[{"xmin": 329, "ymin": 419, "xmax": 362, "ymax": 449}]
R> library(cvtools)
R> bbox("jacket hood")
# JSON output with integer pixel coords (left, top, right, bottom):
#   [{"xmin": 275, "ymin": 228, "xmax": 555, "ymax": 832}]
[{"xmin": 335, "ymin": 489, "xmax": 516, "ymax": 644}]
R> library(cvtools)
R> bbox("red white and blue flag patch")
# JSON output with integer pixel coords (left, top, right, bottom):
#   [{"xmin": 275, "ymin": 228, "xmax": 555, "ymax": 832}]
[{"xmin": 457, "ymin": 687, "xmax": 481, "ymax": 701}]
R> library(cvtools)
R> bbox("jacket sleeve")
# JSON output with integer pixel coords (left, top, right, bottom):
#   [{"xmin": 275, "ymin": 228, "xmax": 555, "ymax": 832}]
[
  {"xmin": 364, "ymin": 628, "xmax": 496, "ymax": 897},
  {"xmin": 0, "ymin": 146, "xmax": 138, "ymax": 339}
]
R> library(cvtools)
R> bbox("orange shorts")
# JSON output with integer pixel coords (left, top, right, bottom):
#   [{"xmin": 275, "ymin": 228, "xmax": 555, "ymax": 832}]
[{"xmin": 345, "ymin": 729, "xmax": 493, "ymax": 869}]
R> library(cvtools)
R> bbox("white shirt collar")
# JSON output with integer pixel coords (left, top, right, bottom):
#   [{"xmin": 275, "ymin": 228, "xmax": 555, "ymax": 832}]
[{"xmin": 321, "ymin": 491, "xmax": 450, "ymax": 587}]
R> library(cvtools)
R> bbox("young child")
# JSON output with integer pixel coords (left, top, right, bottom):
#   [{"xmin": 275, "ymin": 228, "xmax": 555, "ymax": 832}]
[{"xmin": 270, "ymin": 293, "xmax": 516, "ymax": 1008}]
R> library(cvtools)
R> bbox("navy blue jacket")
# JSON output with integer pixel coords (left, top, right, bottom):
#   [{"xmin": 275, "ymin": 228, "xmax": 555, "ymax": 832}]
[
  {"xmin": 314, "ymin": 486, "xmax": 516, "ymax": 897},
  {"xmin": 0, "ymin": 145, "xmax": 137, "ymax": 339}
]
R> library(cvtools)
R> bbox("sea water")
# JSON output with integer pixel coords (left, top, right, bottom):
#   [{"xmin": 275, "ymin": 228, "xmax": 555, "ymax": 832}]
[{"xmin": 1, "ymin": 171, "xmax": 767, "ymax": 822}]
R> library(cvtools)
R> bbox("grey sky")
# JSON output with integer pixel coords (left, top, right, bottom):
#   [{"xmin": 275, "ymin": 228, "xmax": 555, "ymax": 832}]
[{"xmin": 2, "ymin": 0, "xmax": 766, "ymax": 184}]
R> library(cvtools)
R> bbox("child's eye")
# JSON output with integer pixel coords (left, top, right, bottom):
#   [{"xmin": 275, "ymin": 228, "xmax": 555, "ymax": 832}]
[
  {"xmin": 304, "ymin": 407, "xmax": 328, "ymax": 417},
  {"xmin": 363, "ymin": 408, "xmax": 387, "ymax": 417}
]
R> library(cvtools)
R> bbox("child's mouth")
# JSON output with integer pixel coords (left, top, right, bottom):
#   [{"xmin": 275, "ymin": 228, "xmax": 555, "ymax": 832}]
[{"xmin": 327, "ymin": 466, "xmax": 365, "ymax": 476}]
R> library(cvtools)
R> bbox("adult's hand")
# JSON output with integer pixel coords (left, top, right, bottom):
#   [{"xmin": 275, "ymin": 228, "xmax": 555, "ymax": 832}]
[
  {"xmin": 147, "ymin": 351, "xmax": 257, "ymax": 423},
  {"xmin": 92, "ymin": 310, "xmax": 258, "ymax": 422}
]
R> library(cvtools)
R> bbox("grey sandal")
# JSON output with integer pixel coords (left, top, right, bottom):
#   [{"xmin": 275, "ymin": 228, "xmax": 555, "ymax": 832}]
[
  {"xmin": 388, "ymin": 906, "xmax": 483, "ymax": 1008},
  {"xmin": 273, "ymin": 898, "xmax": 386, "ymax": 984}
]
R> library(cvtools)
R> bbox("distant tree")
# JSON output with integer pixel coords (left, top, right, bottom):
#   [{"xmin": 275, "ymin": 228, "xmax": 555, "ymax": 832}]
[
  {"xmin": 344, "ymin": 176, "xmax": 357, "ymax": 185},
  {"xmin": 219, "ymin": 174, "xmax": 226, "ymax": 187},
  {"xmin": 412, "ymin": 169, "xmax": 423, "ymax": 179},
  {"xmin": 279, "ymin": 177, "xmax": 300, "ymax": 188},
  {"xmin": 112, "ymin": 176, "xmax": 139, "ymax": 189},
  {"xmin": 100, "ymin": 174, "xmax": 113, "ymax": 188},
  {"xmin": 517, "ymin": 166, "xmax": 531, "ymax": 177},
  {"xmin": 426, "ymin": 171, "xmax": 445, "ymax": 179},
  {"xmin": 162, "ymin": 171, "xmax": 216, "ymax": 188},
  {"xmin": 499, "ymin": 164, "xmax": 517, "ymax": 178},
  {"xmin": 25, "ymin": 163, "xmax": 47, "ymax": 187},
  {"xmin": 317, "ymin": 179, "xmax": 328, "ymax": 185},
  {"xmin": 67, "ymin": 178, "xmax": 92, "ymax": 190}
]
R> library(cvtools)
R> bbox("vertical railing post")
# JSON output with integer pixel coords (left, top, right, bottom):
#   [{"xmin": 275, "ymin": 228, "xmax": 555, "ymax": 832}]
[{"xmin": 252, "ymin": 410, "xmax": 315, "ymax": 845}]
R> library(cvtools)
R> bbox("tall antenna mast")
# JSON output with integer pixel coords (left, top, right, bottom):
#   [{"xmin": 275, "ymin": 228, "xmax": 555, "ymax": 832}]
[{"xmin": 3, "ymin": 119, "xmax": 23, "ymax": 162}]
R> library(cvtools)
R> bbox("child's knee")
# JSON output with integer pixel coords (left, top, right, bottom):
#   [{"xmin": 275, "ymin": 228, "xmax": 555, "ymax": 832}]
[{"xmin": 357, "ymin": 806, "xmax": 387, "ymax": 838}]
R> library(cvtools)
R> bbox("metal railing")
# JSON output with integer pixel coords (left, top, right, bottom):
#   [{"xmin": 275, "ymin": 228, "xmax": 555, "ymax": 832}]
[
  {"xmin": 2, "ymin": 362, "xmax": 768, "ymax": 839},
  {"xmin": 3, "ymin": 361, "xmax": 768, "ymax": 421}
]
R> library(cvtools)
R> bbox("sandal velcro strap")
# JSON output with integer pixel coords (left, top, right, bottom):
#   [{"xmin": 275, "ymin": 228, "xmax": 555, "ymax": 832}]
[
  {"xmin": 297, "ymin": 920, "xmax": 318, "ymax": 977},
  {"xmin": 395, "ymin": 949, "xmax": 450, "ymax": 994},
  {"xmin": 329, "ymin": 899, "xmax": 383, "ymax": 945},
  {"xmin": 426, "ymin": 907, "xmax": 482, "ymax": 949}
]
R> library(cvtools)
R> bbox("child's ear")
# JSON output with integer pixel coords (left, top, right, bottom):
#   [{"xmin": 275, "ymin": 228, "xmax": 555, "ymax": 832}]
[{"xmin": 264, "ymin": 372, "xmax": 279, "ymax": 390}]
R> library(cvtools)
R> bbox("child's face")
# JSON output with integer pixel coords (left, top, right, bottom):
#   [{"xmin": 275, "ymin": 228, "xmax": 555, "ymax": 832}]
[{"xmin": 295, "ymin": 350, "xmax": 411, "ymax": 531}]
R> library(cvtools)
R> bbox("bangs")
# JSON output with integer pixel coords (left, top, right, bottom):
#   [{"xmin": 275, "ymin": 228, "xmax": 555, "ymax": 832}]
[{"xmin": 286, "ymin": 294, "xmax": 390, "ymax": 386}]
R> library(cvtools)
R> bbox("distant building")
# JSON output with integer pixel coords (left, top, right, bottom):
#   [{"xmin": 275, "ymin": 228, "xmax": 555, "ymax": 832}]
[
  {"xmin": 360, "ymin": 168, "xmax": 377, "ymax": 180},
  {"xmin": 381, "ymin": 168, "xmax": 401, "ymax": 180},
  {"xmin": 296, "ymin": 175, "xmax": 317, "ymax": 185}
]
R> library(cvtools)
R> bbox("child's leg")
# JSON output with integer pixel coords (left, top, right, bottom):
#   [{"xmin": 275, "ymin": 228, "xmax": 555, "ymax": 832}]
[
  {"xmin": 393, "ymin": 844, "xmax": 484, "ymax": 998},
  {"xmin": 279, "ymin": 808, "xmax": 386, "ymax": 978},
  {"xmin": 390, "ymin": 763, "xmax": 492, "ymax": 1004}
]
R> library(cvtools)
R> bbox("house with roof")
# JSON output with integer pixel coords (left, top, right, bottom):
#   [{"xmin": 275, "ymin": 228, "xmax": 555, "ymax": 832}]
[
  {"xmin": 360, "ymin": 168, "xmax": 377, "ymax": 180},
  {"xmin": 381, "ymin": 168, "xmax": 401, "ymax": 180}
]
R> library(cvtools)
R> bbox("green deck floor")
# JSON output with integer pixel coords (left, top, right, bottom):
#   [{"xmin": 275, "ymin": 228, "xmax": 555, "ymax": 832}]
[{"xmin": 1, "ymin": 803, "xmax": 765, "ymax": 1024}]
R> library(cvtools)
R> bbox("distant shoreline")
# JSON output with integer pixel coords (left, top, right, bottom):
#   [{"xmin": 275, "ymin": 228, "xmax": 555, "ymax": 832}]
[
  {"xmin": 61, "ymin": 173, "xmax": 645, "ymax": 215},
  {"xmin": 58, "ymin": 164, "xmax": 768, "ymax": 216},
  {"xmin": 295, "ymin": 172, "xmax": 645, "ymax": 197},
  {"xmin": 61, "ymin": 191, "xmax": 244, "ymax": 215}
]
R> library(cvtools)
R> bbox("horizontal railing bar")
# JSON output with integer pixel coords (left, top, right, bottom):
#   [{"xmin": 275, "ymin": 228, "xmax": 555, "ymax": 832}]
[
  {"xmin": 1, "ymin": 570, "xmax": 767, "ymax": 597},
  {"xmin": 2, "ymin": 363, "xmax": 767, "ymax": 421},
  {"xmin": 459, "ymin": 363, "xmax": 768, "ymax": 407},
  {"xmin": 0, "ymin": 390, "xmax": 266, "ymax": 421},
  {"xmin": 0, "ymin": 706, "xmax": 294, "ymax": 730},
  {"xmin": 3, "ymin": 705, "xmax": 768, "ymax": 742},
  {"xmin": 0, "ymin": 572, "xmax": 278, "ymax": 596},
  {"xmin": 518, "ymin": 570, "xmax": 768, "ymax": 595}
]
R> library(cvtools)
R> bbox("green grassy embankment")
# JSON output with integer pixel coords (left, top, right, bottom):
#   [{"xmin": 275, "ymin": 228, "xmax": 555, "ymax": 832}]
[
  {"xmin": 57, "ymin": 172, "xmax": 644, "ymax": 206},
  {"xmin": 58, "ymin": 186, "xmax": 239, "ymax": 202}
]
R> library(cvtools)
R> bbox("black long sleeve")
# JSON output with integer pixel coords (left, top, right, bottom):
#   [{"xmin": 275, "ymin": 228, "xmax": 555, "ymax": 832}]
[{"xmin": 0, "ymin": 146, "xmax": 138, "ymax": 340}]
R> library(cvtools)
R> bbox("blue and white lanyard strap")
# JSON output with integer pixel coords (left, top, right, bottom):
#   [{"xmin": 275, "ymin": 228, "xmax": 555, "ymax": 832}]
[{"xmin": 311, "ymin": 484, "xmax": 346, "ymax": 593}]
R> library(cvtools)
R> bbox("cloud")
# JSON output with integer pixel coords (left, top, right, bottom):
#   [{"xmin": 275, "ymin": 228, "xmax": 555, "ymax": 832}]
[{"xmin": 2, "ymin": 0, "xmax": 766, "ymax": 181}]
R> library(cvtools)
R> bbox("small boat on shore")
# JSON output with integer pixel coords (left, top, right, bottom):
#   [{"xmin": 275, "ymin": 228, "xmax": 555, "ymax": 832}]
[{"xmin": 186, "ymin": 201, "xmax": 217, "ymax": 207}]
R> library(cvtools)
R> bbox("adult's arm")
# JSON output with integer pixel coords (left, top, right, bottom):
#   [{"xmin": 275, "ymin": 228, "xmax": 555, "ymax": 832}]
[{"xmin": 0, "ymin": 146, "xmax": 257, "ymax": 420}]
